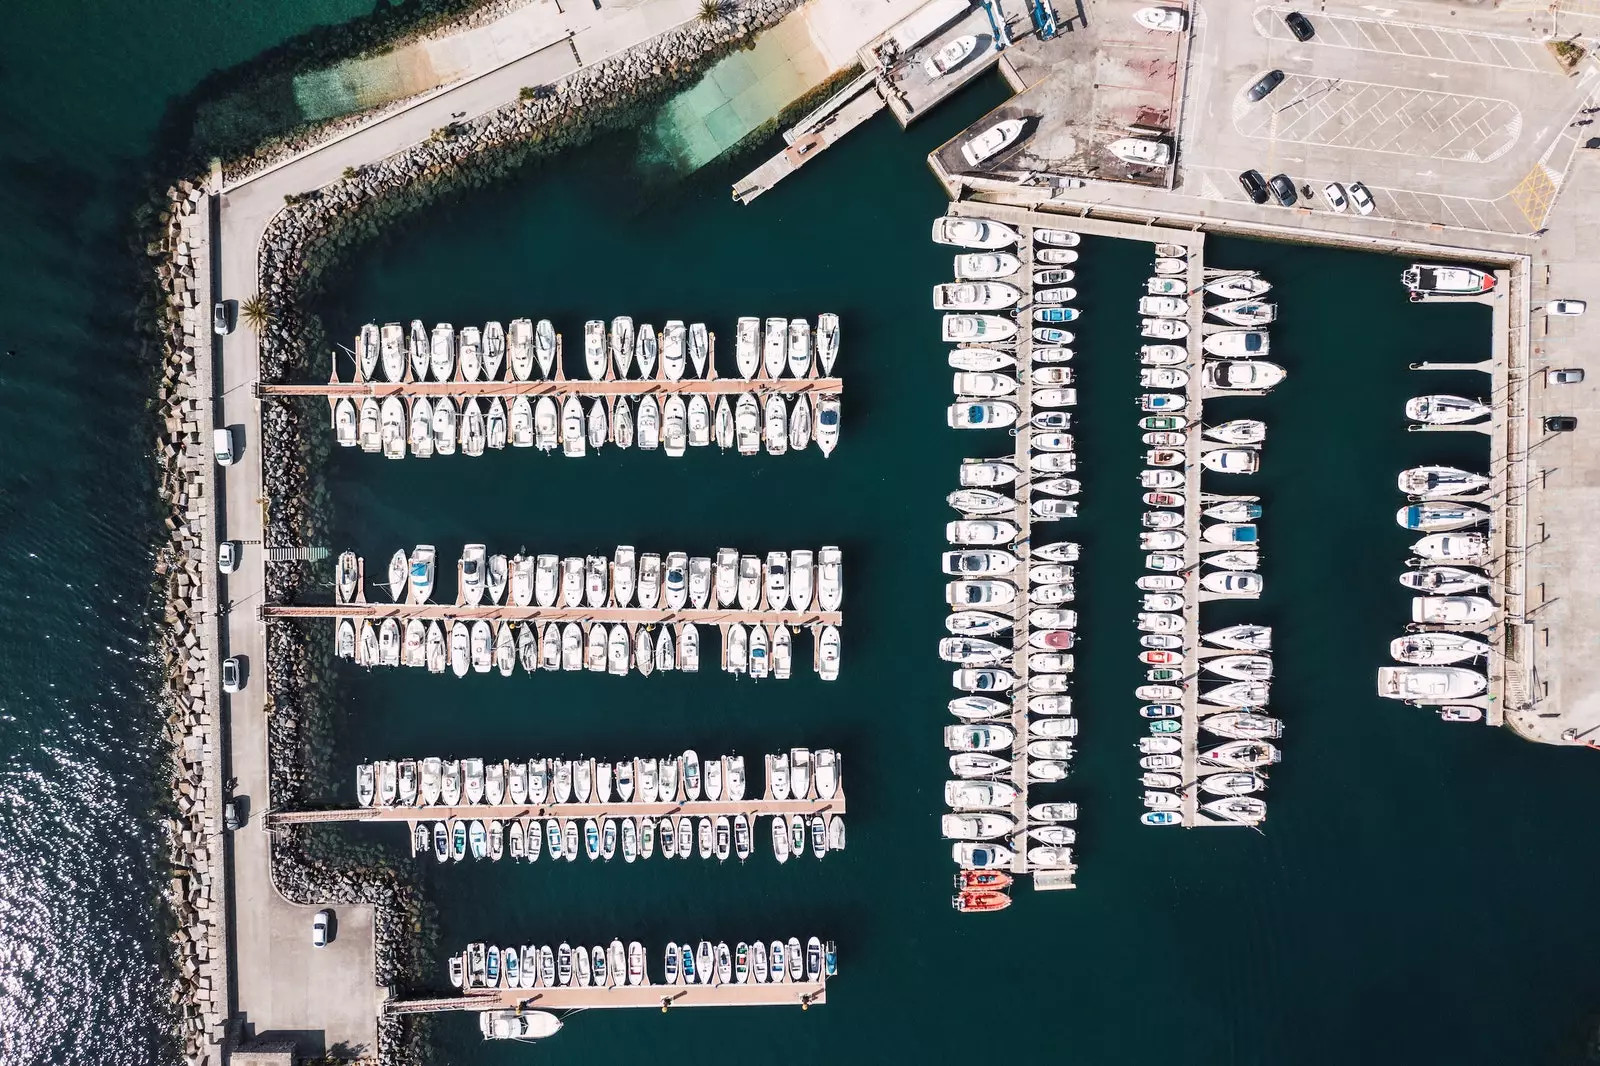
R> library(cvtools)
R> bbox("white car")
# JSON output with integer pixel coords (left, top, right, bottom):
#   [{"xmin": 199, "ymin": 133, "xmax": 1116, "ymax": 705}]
[
  {"xmin": 1550, "ymin": 299, "xmax": 1587, "ymax": 316},
  {"xmin": 213, "ymin": 427, "xmax": 236, "ymax": 467},
  {"xmin": 218, "ymin": 541, "xmax": 240, "ymax": 574},
  {"xmin": 1322, "ymin": 183, "xmax": 1348, "ymax": 212},
  {"xmin": 312, "ymin": 909, "xmax": 333, "ymax": 948},
  {"xmin": 222, "ymin": 657, "xmax": 243, "ymax": 693},
  {"xmin": 1347, "ymin": 182, "xmax": 1375, "ymax": 216}
]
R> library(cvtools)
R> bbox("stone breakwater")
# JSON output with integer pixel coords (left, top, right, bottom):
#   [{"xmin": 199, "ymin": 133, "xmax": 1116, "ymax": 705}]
[{"xmin": 149, "ymin": 181, "xmax": 229, "ymax": 1066}]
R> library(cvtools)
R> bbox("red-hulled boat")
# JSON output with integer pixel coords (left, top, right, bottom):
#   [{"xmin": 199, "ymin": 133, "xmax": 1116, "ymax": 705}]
[
  {"xmin": 952, "ymin": 888, "xmax": 1012, "ymax": 913},
  {"xmin": 955, "ymin": 869, "xmax": 1013, "ymax": 891}
]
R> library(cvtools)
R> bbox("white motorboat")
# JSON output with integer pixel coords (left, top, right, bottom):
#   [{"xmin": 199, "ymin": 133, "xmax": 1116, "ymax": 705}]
[
  {"xmin": 428, "ymin": 323, "xmax": 455, "ymax": 381},
  {"xmin": 947, "ymin": 519, "xmax": 1019, "ymax": 545},
  {"xmin": 952, "ymin": 667, "xmax": 1015, "ymax": 694},
  {"xmin": 661, "ymin": 320, "xmax": 686, "ymax": 381},
  {"xmin": 532, "ymin": 396, "xmax": 556, "ymax": 452},
  {"xmin": 942, "ymin": 813, "xmax": 1016, "ymax": 840},
  {"xmin": 584, "ymin": 320, "xmax": 606, "ymax": 380},
  {"xmin": 688, "ymin": 393, "xmax": 712, "ymax": 448},
  {"xmin": 333, "ymin": 397, "xmax": 358, "ymax": 446},
  {"xmin": 960, "ymin": 118, "xmax": 1026, "ymax": 166},
  {"xmin": 379, "ymin": 396, "xmax": 407, "ymax": 458},
  {"xmin": 934, "ymin": 281, "xmax": 1022, "ymax": 310},
  {"xmin": 408, "ymin": 545, "xmax": 436, "ymax": 605},
  {"xmin": 953, "ymin": 371, "xmax": 1018, "ymax": 398},
  {"xmin": 1034, "ymin": 345, "xmax": 1074, "ymax": 364},
  {"xmin": 507, "ymin": 318, "xmax": 534, "ymax": 381},
  {"xmin": 939, "ymin": 637, "xmax": 1011, "ymax": 666},
  {"xmin": 1379, "ymin": 665, "xmax": 1486, "ymax": 701},
  {"xmin": 509, "ymin": 395, "xmax": 534, "ymax": 448},
  {"xmin": 1205, "ymin": 360, "xmax": 1285, "ymax": 390},
  {"xmin": 1398, "ymin": 465, "xmax": 1490, "ymax": 499},
  {"xmin": 959, "ymin": 460, "xmax": 1019, "ymax": 488},
  {"xmin": 1201, "ymin": 448, "xmax": 1260, "ymax": 474},
  {"xmin": 1140, "ymin": 317, "xmax": 1188, "ymax": 339},
  {"xmin": 663, "ymin": 395, "xmax": 688, "ymax": 458},
  {"xmin": 1411, "ymin": 595, "xmax": 1495, "ymax": 625},
  {"xmin": 942, "ymin": 314, "xmax": 1017, "ymax": 343},
  {"xmin": 613, "ymin": 398, "xmax": 637, "ymax": 449},
  {"xmin": 763, "ymin": 394, "xmax": 788, "ymax": 455},
  {"xmin": 787, "ymin": 318, "xmax": 812, "ymax": 378},
  {"xmin": 458, "ymin": 325, "xmax": 483, "ymax": 382},
  {"xmin": 816, "ymin": 546, "xmax": 842, "ymax": 611},
  {"xmin": 460, "ymin": 544, "xmax": 487, "ymax": 606},
  {"xmin": 733, "ymin": 394, "xmax": 759, "ymax": 455},
  {"xmin": 1202, "ymin": 330, "xmax": 1269, "ymax": 357},
  {"xmin": 1108, "ymin": 137, "xmax": 1172, "ymax": 165},
  {"xmin": 1141, "ymin": 367, "xmax": 1188, "ymax": 389},
  {"xmin": 1401, "ymin": 263, "xmax": 1495, "ymax": 297},
  {"xmin": 1133, "ymin": 6, "xmax": 1185, "ymax": 31},
  {"xmin": 945, "ymin": 779, "xmax": 1018, "ymax": 810},
  {"xmin": 814, "ymin": 394, "xmax": 841, "ymax": 456},
  {"xmin": 734, "ymin": 317, "xmax": 760, "ymax": 379},
  {"xmin": 923, "ymin": 33, "xmax": 979, "ymax": 78},
  {"xmin": 932, "ymin": 216, "xmax": 1020, "ymax": 249},
  {"xmin": 1138, "ymin": 295, "xmax": 1188, "ymax": 318},
  {"xmin": 762, "ymin": 317, "xmax": 786, "ymax": 380},
  {"xmin": 1207, "ymin": 299, "xmax": 1277, "ymax": 326},
  {"xmin": 950, "ymin": 694, "xmax": 1009, "ymax": 720},
  {"xmin": 456, "ymin": 398, "xmax": 486, "ymax": 456},
  {"xmin": 1201, "ymin": 572, "xmax": 1262, "ymax": 595},
  {"xmin": 954, "ymin": 252, "xmax": 1021, "ymax": 279},
  {"xmin": 947, "ymin": 399, "xmax": 1019, "ymax": 429},
  {"xmin": 1390, "ymin": 633, "xmax": 1491, "ymax": 664},
  {"xmin": 1204, "ymin": 274, "xmax": 1270, "ymax": 299},
  {"xmin": 1413, "ymin": 533, "xmax": 1487, "ymax": 562},
  {"xmin": 484, "ymin": 397, "xmax": 507, "ymax": 450}
]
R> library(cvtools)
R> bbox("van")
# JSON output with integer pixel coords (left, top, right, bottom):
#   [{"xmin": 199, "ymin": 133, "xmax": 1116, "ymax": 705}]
[{"xmin": 213, "ymin": 427, "xmax": 236, "ymax": 466}]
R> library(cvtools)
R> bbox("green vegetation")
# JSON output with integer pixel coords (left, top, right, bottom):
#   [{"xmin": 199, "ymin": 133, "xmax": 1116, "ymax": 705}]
[
  {"xmin": 1552, "ymin": 39, "xmax": 1586, "ymax": 69},
  {"xmin": 240, "ymin": 294, "xmax": 272, "ymax": 333},
  {"xmin": 699, "ymin": 0, "xmax": 730, "ymax": 21}
]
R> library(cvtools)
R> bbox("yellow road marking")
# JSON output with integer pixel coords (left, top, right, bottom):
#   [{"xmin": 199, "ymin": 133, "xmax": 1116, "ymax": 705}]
[{"xmin": 1507, "ymin": 163, "xmax": 1558, "ymax": 229}]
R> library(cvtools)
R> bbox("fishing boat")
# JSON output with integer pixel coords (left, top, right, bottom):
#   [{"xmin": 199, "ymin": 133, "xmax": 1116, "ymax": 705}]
[
  {"xmin": 1401, "ymin": 263, "xmax": 1495, "ymax": 297},
  {"xmin": 1406, "ymin": 395, "xmax": 1489, "ymax": 425}
]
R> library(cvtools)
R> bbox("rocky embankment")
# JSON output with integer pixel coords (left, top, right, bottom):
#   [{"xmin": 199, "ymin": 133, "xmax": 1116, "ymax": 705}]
[{"xmin": 150, "ymin": 181, "xmax": 228, "ymax": 1066}]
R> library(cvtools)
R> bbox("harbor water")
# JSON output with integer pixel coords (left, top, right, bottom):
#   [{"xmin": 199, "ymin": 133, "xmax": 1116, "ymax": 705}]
[{"xmin": 4, "ymin": 2, "xmax": 1600, "ymax": 1062}]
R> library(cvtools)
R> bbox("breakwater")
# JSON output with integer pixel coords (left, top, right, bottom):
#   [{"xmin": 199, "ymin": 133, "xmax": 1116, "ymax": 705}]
[{"xmin": 147, "ymin": 2, "xmax": 810, "ymax": 1063}]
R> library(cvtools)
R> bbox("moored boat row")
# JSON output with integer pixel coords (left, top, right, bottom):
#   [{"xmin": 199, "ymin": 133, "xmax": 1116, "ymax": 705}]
[{"xmin": 334, "ymin": 390, "xmax": 841, "ymax": 458}]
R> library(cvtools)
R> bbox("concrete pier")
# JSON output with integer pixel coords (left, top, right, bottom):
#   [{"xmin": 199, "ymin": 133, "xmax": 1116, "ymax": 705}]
[{"xmin": 390, "ymin": 979, "xmax": 827, "ymax": 1014}]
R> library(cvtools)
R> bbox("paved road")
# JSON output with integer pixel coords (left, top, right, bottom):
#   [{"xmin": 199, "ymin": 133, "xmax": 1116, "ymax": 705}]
[{"xmin": 211, "ymin": 0, "xmax": 704, "ymax": 1053}]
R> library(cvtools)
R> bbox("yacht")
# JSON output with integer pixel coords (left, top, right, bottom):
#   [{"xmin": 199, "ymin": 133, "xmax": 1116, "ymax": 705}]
[
  {"xmin": 508, "ymin": 395, "xmax": 534, "ymax": 448},
  {"xmin": 486, "ymin": 554, "xmax": 508, "ymax": 605},
  {"xmin": 933, "ymin": 281, "xmax": 1022, "ymax": 310},
  {"xmin": 1397, "ymin": 502, "xmax": 1490, "ymax": 532},
  {"xmin": 429, "ymin": 323, "xmax": 455, "ymax": 381},
  {"xmin": 1390, "ymin": 633, "xmax": 1491, "ymax": 664},
  {"xmin": 943, "ymin": 548, "xmax": 1018, "ymax": 576},
  {"xmin": 952, "ymin": 113, "xmax": 1023, "ymax": 165},
  {"xmin": 942, "ymin": 314, "xmax": 1017, "ymax": 343},
  {"xmin": 941, "ymin": 813, "xmax": 1017, "ymax": 840},
  {"xmin": 506, "ymin": 318, "xmax": 534, "ymax": 381},
  {"xmin": 946, "ymin": 519, "xmax": 1019, "ymax": 545},
  {"xmin": 765, "ymin": 551, "xmax": 789, "ymax": 610},
  {"xmin": 1401, "ymin": 263, "xmax": 1495, "ymax": 297},
  {"xmin": 1202, "ymin": 330, "xmax": 1269, "ymax": 357},
  {"xmin": 1411, "ymin": 595, "xmax": 1495, "ymax": 625},
  {"xmin": 951, "ymin": 668, "xmax": 1015, "ymax": 693},
  {"xmin": 1204, "ymin": 273, "xmax": 1271, "ymax": 299},
  {"xmin": 1406, "ymin": 395, "xmax": 1489, "ymax": 425},
  {"xmin": 584, "ymin": 320, "xmax": 606, "ymax": 380},
  {"xmin": 763, "ymin": 317, "xmax": 787, "ymax": 379},
  {"xmin": 661, "ymin": 320, "xmax": 686, "ymax": 381},
  {"xmin": 734, "ymin": 394, "xmax": 760, "ymax": 454},
  {"xmin": 408, "ymin": 545, "xmax": 436, "ymax": 605},
  {"xmin": 735, "ymin": 317, "xmax": 760, "ymax": 379},
  {"xmin": 947, "ymin": 399, "xmax": 1019, "ymax": 429},
  {"xmin": 1400, "ymin": 566, "xmax": 1489, "ymax": 595},
  {"xmin": 954, "ymin": 252, "xmax": 1021, "ymax": 279},
  {"xmin": 787, "ymin": 318, "xmax": 812, "ymax": 378},
  {"xmin": 1398, "ymin": 465, "xmax": 1490, "ymax": 498},
  {"xmin": 635, "ymin": 322, "xmax": 658, "ymax": 380},
  {"xmin": 529, "ymin": 396, "xmax": 556, "ymax": 451},
  {"xmin": 1108, "ymin": 136, "xmax": 1172, "ymax": 165},
  {"xmin": 610, "ymin": 316, "xmax": 635, "ymax": 378},
  {"xmin": 636, "ymin": 395, "xmax": 661, "ymax": 450}
]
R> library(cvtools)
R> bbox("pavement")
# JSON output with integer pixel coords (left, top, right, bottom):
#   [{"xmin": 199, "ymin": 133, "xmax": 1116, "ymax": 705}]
[{"xmin": 209, "ymin": 0, "xmax": 725, "ymax": 1055}]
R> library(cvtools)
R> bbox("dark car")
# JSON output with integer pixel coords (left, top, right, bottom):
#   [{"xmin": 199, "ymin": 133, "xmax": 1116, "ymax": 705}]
[
  {"xmin": 1238, "ymin": 170, "xmax": 1270, "ymax": 204},
  {"xmin": 1247, "ymin": 70, "xmax": 1285, "ymax": 103},
  {"xmin": 1268, "ymin": 174, "xmax": 1298, "ymax": 207},
  {"xmin": 1285, "ymin": 12, "xmax": 1314, "ymax": 41},
  {"xmin": 1545, "ymin": 416, "xmax": 1578, "ymax": 432}
]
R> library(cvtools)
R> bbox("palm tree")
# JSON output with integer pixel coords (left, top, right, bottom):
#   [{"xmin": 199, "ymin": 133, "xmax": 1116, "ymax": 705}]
[
  {"xmin": 698, "ymin": 0, "xmax": 727, "ymax": 20},
  {"xmin": 240, "ymin": 294, "xmax": 272, "ymax": 333}
]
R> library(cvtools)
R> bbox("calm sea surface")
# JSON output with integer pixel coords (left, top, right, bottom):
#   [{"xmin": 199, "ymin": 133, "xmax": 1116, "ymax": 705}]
[{"xmin": 6, "ymin": 5, "xmax": 1600, "ymax": 1065}]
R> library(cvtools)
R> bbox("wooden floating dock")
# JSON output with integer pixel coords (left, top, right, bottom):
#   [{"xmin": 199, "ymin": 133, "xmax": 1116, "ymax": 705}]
[
  {"xmin": 388, "ymin": 981, "xmax": 827, "ymax": 1014},
  {"xmin": 266, "ymin": 793, "xmax": 847, "ymax": 827},
  {"xmin": 263, "ymin": 378, "xmax": 844, "ymax": 398}
]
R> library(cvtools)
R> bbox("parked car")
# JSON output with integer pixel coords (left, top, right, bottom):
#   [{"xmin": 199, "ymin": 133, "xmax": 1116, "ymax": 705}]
[
  {"xmin": 1268, "ymin": 173, "xmax": 1298, "ymax": 207},
  {"xmin": 312, "ymin": 909, "xmax": 334, "ymax": 948},
  {"xmin": 1238, "ymin": 170, "xmax": 1270, "ymax": 204},
  {"xmin": 212, "ymin": 301, "xmax": 232, "ymax": 336},
  {"xmin": 1322, "ymin": 183, "xmax": 1348, "ymax": 212},
  {"xmin": 1549, "ymin": 369, "xmax": 1585, "ymax": 385},
  {"xmin": 218, "ymin": 541, "xmax": 240, "ymax": 574},
  {"xmin": 1347, "ymin": 181, "xmax": 1376, "ymax": 215},
  {"xmin": 222, "ymin": 656, "xmax": 243, "ymax": 693},
  {"xmin": 213, "ymin": 427, "xmax": 236, "ymax": 467},
  {"xmin": 1285, "ymin": 11, "xmax": 1314, "ymax": 41},
  {"xmin": 1247, "ymin": 70, "xmax": 1285, "ymax": 102},
  {"xmin": 1550, "ymin": 299, "xmax": 1587, "ymax": 316},
  {"xmin": 1545, "ymin": 416, "xmax": 1578, "ymax": 432},
  {"xmin": 224, "ymin": 799, "xmax": 242, "ymax": 831}
]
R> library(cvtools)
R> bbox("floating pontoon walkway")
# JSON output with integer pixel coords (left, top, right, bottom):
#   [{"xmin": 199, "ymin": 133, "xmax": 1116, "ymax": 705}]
[
  {"xmin": 388, "ymin": 981, "xmax": 826, "ymax": 1014},
  {"xmin": 266, "ymin": 793, "xmax": 846, "ymax": 827},
  {"xmin": 263, "ymin": 605, "xmax": 841, "ymax": 626}
]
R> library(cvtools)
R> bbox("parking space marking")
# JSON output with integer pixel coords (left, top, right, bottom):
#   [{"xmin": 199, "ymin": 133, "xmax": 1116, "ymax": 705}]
[
  {"xmin": 1252, "ymin": 5, "xmax": 1553, "ymax": 72},
  {"xmin": 1187, "ymin": 164, "xmax": 1537, "ymax": 236},
  {"xmin": 1509, "ymin": 164, "xmax": 1560, "ymax": 228},
  {"xmin": 1234, "ymin": 75, "xmax": 1522, "ymax": 163}
]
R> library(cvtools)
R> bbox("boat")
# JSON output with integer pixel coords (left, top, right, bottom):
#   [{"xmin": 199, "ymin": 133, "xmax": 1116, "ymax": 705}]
[
  {"xmin": 1033, "ymin": 307, "xmax": 1080, "ymax": 326},
  {"xmin": 1203, "ymin": 623, "xmax": 1271, "ymax": 651},
  {"xmin": 1391, "ymin": 632, "xmax": 1491, "ymax": 664},
  {"xmin": 1033, "ymin": 326, "xmax": 1074, "ymax": 345},
  {"xmin": 948, "ymin": 488, "xmax": 1015, "ymax": 516},
  {"xmin": 934, "ymin": 281, "xmax": 1022, "ymax": 311},
  {"xmin": 1400, "ymin": 566, "xmax": 1489, "ymax": 595},
  {"xmin": 1398, "ymin": 465, "xmax": 1490, "ymax": 499},
  {"xmin": 1412, "ymin": 595, "xmax": 1495, "ymax": 625},
  {"xmin": 1034, "ymin": 287, "xmax": 1077, "ymax": 305},
  {"xmin": 1208, "ymin": 299, "xmax": 1277, "ymax": 326},
  {"xmin": 760, "ymin": 317, "xmax": 787, "ymax": 380},
  {"xmin": 1397, "ymin": 502, "xmax": 1491, "ymax": 532},
  {"xmin": 1200, "ymin": 772, "xmax": 1265, "ymax": 797},
  {"xmin": 1036, "ymin": 247, "xmax": 1079, "ymax": 265},
  {"xmin": 661, "ymin": 320, "xmax": 686, "ymax": 381},
  {"xmin": 1201, "ymin": 448, "xmax": 1260, "ymax": 474},
  {"xmin": 635, "ymin": 322, "xmax": 658, "ymax": 380},
  {"xmin": 960, "ymin": 118, "xmax": 1026, "ymax": 166},
  {"xmin": 955, "ymin": 252, "xmax": 1021, "ymax": 279},
  {"xmin": 1413, "ymin": 533, "xmax": 1488, "ymax": 562},
  {"xmin": 1207, "ymin": 550, "xmax": 1260, "ymax": 572},
  {"xmin": 1406, "ymin": 395, "xmax": 1489, "ymax": 425},
  {"xmin": 1205, "ymin": 360, "xmax": 1285, "ymax": 390},
  {"xmin": 1201, "ymin": 680, "xmax": 1270, "ymax": 708},
  {"xmin": 1201, "ymin": 712, "xmax": 1282, "ymax": 740},
  {"xmin": 1140, "ymin": 393, "xmax": 1186, "ymax": 413},
  {"xmin": 1109, "ymin": 136, "xmax": 1172, "ymax": 165},
  {"xmin": 1439, "ymin": 705, "xmax": 1485, "ymax": 723},
  {"xmin": 942, "ymin": 812, "xmax": 1017, "ymax": 841},
  {"xmin": 1202, "ymin": 330, "xmax": 1269, "ymax": 357},
  {"xmin": 734, "ymin": 317, "xmax": 759, "ymax": 379},
  {"xmin": 687, "ymin": 321, "xmax": 709, "ymax": 378},
  {"xmin": 933, "ymin": 216, "xmax": 1020, "ymax": 249},
  {"xmin": 1139, "ymin": 295, "xmax": 1188, "ymax": 318},
  {"xmin": 1204, "ymin": 274, "xmax": 1270, "ymax": 299},
  {"xmin": 1204, "ymin": 654, "xmax": 1273, "ymax": 681},
  {"xmin": 1401, "ymin": 263, "xmax": 1495, "ymax": 297},
  {"xmin": 943, "ymin": 314, "xmax": 1017, "ymax": 343},
  {"xmin": 1202, "ymin": 797, "xmax": 1267, "ymax": 825},
  {"xmin": 610, "ymin": 316, "xmax": 635, "ymax": 378}
]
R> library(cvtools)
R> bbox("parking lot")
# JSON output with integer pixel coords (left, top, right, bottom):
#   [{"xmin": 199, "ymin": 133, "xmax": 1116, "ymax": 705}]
[{"xmin": 1177, "ymin": 1, "xmax": 1591, "ymax": 235}]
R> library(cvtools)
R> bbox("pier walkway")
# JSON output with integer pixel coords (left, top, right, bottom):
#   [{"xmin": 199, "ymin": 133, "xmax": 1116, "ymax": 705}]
[
  {"xmin": 265, "ymin": 604, "xmax": 840, "ymax": 626},
  {"xmin": 732, "ymin": 85, "xmax": 887, "ymax": 204},
  {"xmin": 389, "ymin": 981, "xmax": 826, "ymax": 1013},
  {"xmin": 264, "ymin": 379, "xmax": 843, "ymax": 398},
  {"xmin": 267, "ymin": 793, "xmax": 846, "ymax": 827}
]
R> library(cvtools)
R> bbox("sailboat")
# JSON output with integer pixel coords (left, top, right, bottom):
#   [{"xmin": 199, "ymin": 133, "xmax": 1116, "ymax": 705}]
[
  {"xmin": 535, "ymin": 319, "xmax": 556, "ymax": 379},
  {"xmin": 689, "ymin": 322, "xmax": 709, "ymax": 378}
]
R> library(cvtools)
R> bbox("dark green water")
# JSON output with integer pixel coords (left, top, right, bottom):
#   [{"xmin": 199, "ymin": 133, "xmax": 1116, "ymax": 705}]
[
  {"xmin": 5, "ymin": 2, "xmax": 1600, "ymax": 1061},
  {"xmin": 309, "ymin": 71, "xmax": 1600, "ymax": 1066}
]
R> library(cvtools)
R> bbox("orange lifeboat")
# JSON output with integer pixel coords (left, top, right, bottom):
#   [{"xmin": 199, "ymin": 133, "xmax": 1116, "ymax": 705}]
[
  {"xmin": 954, "ymin": 869, "xmax": 1013, "ymax": 891},
  {"xmin": 952, "ymin": 888, "xmax": 1012, "ymax": 913}
]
